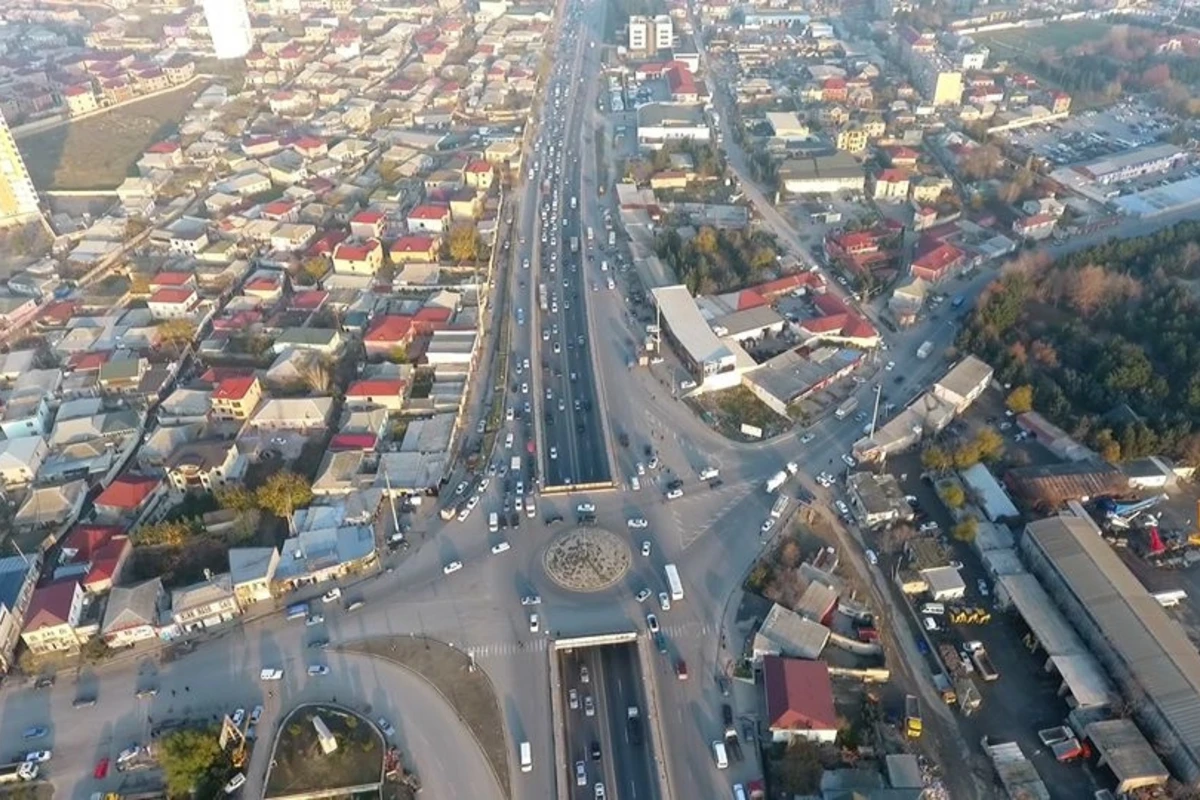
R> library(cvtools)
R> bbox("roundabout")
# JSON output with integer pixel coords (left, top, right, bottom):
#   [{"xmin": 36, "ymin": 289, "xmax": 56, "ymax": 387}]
[{"xmin": 542, "ymin": 527, "xmax": 632, "ymax": 592}]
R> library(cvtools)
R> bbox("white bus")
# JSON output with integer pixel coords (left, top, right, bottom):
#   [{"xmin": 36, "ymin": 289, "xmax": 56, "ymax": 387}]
[{"xmin": 664, "ymin": 564, "xmax": 684, "ymax": 601}]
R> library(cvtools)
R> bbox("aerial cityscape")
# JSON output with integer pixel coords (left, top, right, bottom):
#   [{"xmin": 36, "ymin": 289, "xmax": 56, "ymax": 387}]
[{"xmin": 0, "ymin": 0, "xmax": 1199, "ymax": 797}]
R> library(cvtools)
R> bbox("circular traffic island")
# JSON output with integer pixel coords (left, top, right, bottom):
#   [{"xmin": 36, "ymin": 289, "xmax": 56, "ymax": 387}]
[
  {"xmin": 543, "ymin": 527, "xmax": 631, "ymax": 592},
  {"xmin": 264, "ymin": 704, "xmax": 385, "ymax": 799}
]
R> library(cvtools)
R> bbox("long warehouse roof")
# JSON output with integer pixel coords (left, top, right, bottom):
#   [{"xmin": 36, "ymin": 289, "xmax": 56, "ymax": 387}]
[{"xmin": 1027, "ymin": 515, "xmax": 1200, "ymax": 770}]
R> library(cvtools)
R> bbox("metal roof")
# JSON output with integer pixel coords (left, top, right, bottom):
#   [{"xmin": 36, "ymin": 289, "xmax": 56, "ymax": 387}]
[
  {"xmin": 1027, "ymin": 515, "xmax": 1200, "ymax": 777},
  {"xmin": 754, "ymin": 603, "xmax": 829, "ymax": 660},
  {"xmin": 1084, "ymin": 718, "xmax": 1169, "ymax": 791},
  {"xmin": 650, "ymin": 285, "xmax": 732, "ymax": 368}
]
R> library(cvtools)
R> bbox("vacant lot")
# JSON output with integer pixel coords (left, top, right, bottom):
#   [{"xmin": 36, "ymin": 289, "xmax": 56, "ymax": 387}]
[
  {"xmin": 264, "ymin": 705, "xmax": 383, "ymax": 797},
  {"xmin": 17, "ymin": 83, "xmax": 202, "ymax": 190},
  {"xmin": 971, "ymin": 20, "xmax": 1114, "ymax": 55}
]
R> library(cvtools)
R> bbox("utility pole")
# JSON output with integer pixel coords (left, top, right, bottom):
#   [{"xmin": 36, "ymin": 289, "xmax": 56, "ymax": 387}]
[{"xmin": 868, "ymin": 383, "xmax": 882, "ymax": 440}]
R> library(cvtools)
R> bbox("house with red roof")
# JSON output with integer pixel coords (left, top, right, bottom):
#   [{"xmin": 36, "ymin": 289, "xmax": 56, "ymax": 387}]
[
  {"xmin": 911, "ymin": 240, "xmax": 964, "ymax": 283},
  {"xmin": 390, "ymin": 235, "xmax": 439, "ymax": 264},
  {"xmin": 364, "ymin": 315, "xmax": 415, "ymax": 358},
  {"xmin": 422, "ymin": 41, "xmax": 449, "ymax": 66},
  {"xmin": 290, "ymin": 136, "xmax": 327, "ymax": 158},
  {"xmin": 763, "ymin": 655, "xmax": 839, "ymax": 743},
  {"xmin": 147, "ymin": 287, "xmax": 200, "ymax": 320},
  {"xmin": 464, "ymin": 160, "xmax": 495, "ymax": 190},
  {"xmin": 332, "ymin": 238, "xmax": 384, "ymax": 276},
  {"xmin": 872, "ymin": 168, "xmax": 911, "ymax": 202},
  {"xmin": 262, "ymin": 199, "xmax": 299, "ymax": 222},
  {"xmin": 751, "ymin": 271, "xmax": 826, "ymax": 301},
  {"xmin": 21, "ymin": 581, "xmax": 86, "ymax": 656},
  {"xmin": 350, "ymin": 210, "xmax": 388, "ymax": 240},
  {"xmin": 822, "ymin": 77, "xmax": 848, "ymax": 103},
  {"xmin": 886, "ymin": 146, "xmax": 920, "ymax": 168},
  {"xmin": 56, "ymin": 524, "xmax": 131, "ymax": 594},
  {"xmin": 798, "ymin": 294, "xmax": 880, "ymax": 348},
  {"xmin": 345, "ymin": 379, "xmax": 407, "ymax": 412},
  {"xmin": 149, "ymin": 271, "xmax": 196, "ymax": 291},
  {"xmin": 243, "ymin": 271, "xmax": 286, "ymax": 302},
  {"xmin": 407, "ymin": 204, "xmax": 450, "ymax": 234},
  {"xmin": 307, "ymin": 229, "xmax": 349, "ymax": 257},
  {"xmin": 212, "ymin": 375, "xmax": 263, "ymax": 420},
  {"xmin": 289, "ymin": 290, "xmax": 329, "ymax": 313},
  {"xmin": 138, "ymin": 140, "xmax": 183, "ymax": 171},
  {"xmin": 413, "ymin": 305, "xmax": 454, "ymax": 333},
  {"xmin": 1012, "ymin": 213, "xmax": 1057, "ymax": 242},
  {"xmin": 666, "ymin": 65, "xmax": 699, "ymax": 102},
  {"xmin": 94, "ymin": 475, "xmax": 165, "ymax": 525}
]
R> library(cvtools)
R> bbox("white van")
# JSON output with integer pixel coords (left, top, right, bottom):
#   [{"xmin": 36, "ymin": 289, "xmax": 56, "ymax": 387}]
[
  {"xmin": 733, "ymin": 784, "xmax": 747, "ymax": 800},
  {"xmin": 505, "ymin": 433, "xmax": 514, "ymax": 449},
  {"xmin": 712, "ymin": 740, "xmax": 728, "ymax": 769},
  {"xmin": 489, "ymin": 512, "xmax": 499, "ymax": 532},
  {"xmin": 631, "ymin": 476, "xmax": 641, "ymax": 491},
  {"xmin": 519, "ymin": 741, "xmax": 533, "ymax": 773},
  {"xmin": 921, "ymin": 603, "xmax": 945, "ymax": 616}
]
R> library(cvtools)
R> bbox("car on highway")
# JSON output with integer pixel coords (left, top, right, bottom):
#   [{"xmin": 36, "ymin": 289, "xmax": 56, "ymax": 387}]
[
  {"xmin": 260, "ymin": 668, "xmax": 284, "ymax": 681},
  {"xmin": 491, "ymin": 541, "xmax": 511, "ymax": 555},
  {"xmin": 675, "ymin": 660, "xmax": 688, "ymax": 680},
  {"xmin": 799, "ymin": 433, "xmax": 816, "ymax": 444},
  {"xmin": 377, "ymin": 717, "xmax": 396, "ymax": 738},
  {"xmin": 454, "ymin": 481, "xmax": 468, "ymax": 496},
  {"xmin": 580, "ymin": 666, "xmax": 590, "ymax": 684},
  {"xmin": 584, "ymin": 695, "xmax": 595, "ymax": 717},
  {"xmin": 590, "ymin": 741, "xmax": 601, "ymax": 760},
  {"xmin": 307, "ymin": 665, "xmax": 330, "ymax": 676},
  {"xmin": 529, "ymin": 613, "xmax": 539, "ymax": 633},
  {"xmin": 635, "ymin": 462, "xmax": 645, "ymax": 475},
  {"xmin": 549, "ymin": 446, "xmax": 558, "ymax": 460},
  {"xmin": 665, "ymin": 488, "xmax": 683, "ymax": 500},
  {"xmin": 658, "ymin": 592, "xmax": 671, "ymax": 611},
  {"xmin": 641, "ymin": 540, "xmax": 651, "ymax": 557},
  {"xmin": 760, "ymin": 519, "xmax": 774, "ymax": 534},
  {"xmin": 835, "ymin": 500, "xmax": 850, "ymax": 517},
  {"xmin": 627, "ymin": 517, "xmax": 648, "ymax": 529},
  {"xmin": 646, "ymin": 613, "xmax": 660, "ymax": 633},
  {"xmin": 595, "ymin": 784, "xmax": 606, "ymax": 799},
  {"xmin": 224, "ymin": 773, "xmax": 246, "ymax": 794},
  {"xmin": 94, "ymin": 758, "xmax": 109, "ymax": 779},
  {"xmin": 923, "ymin": 616, "xmax": 939, "ymax": 632},
  {"xmin": 443, "ymin": 561, "xmax": 464, "ymax": 575},
  {"xmin": 866, "ymin": 549, "xmax": 878, "ymax": 566},
  {"xmin": 885, "ymin": 361, "xmax": 896, "ymax": 371},
  {"xmin": 521, "ymin": 594, "xmax": 542, "ymax": 605},
  {"xmin": 569, "ymin": 689, "xmax": 579, "ymax": 710},
  {"xmin": 576, "ymin": 761, "xmax": 587, "ymax": 787},
  {"xmin": 635, "ymin": 588, "xmax": 651, "ymax": 603},
  {"xmin": 306, "ymin": 613, "xmax": 324, "ymax": 626},
  {"xmin": 977, "ymin": 578, "xmax": 990, "ymax": 596}
]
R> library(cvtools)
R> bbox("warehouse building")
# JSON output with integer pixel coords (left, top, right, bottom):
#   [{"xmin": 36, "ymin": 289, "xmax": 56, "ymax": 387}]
[
  {"xmin": 779, "ymin": 153, "xmax": 865, "ymax": 196},
  {"xmin": 1021, "ymin": 513, "xmax": 1200, "ymax": 784}
]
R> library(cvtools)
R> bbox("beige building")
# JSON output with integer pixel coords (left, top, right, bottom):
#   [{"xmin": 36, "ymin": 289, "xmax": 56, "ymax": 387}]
[
  {"xmin": 0, "ymin": 111, "xmax": 40, "ymax": 228},
  {"xmin": 229, "ymin": 547, "xmax": 279, "ymax": 606},
  {"xmin": 0, "ymin": 554, "xmax": 40, "ymax": 673},
  {"xmin": 170, "ymin": 574, "xmax": 242, "ymax": 633},
  {"xmin": 21, "ymin": 581, "xmax": 86, "ymax": 656},
  {"xmin": 836, "ymin": 129, "xmax": 868, "ymax": 154},
  {"xmin": 211, "ymin": 375, "xmax": 263, "ymax": 419}
]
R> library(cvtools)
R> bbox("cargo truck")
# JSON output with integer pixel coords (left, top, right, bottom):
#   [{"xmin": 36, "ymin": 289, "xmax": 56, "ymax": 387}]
[
  {"xmin": 904, "ymin": 695, "xmax": 922, "ymax": 738},
  {"xmin": 627, "ymin": 707, "xmax": 643, "ymax": 745},
  {"xmin": 765, "ymin": 471, "xmax": 787, "ymax": 493},
  {"xmin": 917, "ymin": 341, "xmax": 933, "ymax": 359},
  {"xmin": 570, "ymin": 237, "xmax": 579, "ymax": 253},
  {"xmin": 664, "ymin": 564, "xmax": 684, "ymax": 601},
  {"xmin": 834, "ymin": 396, "xmax": 858, "ymax": 420},
  {"xmin": 971, "ymin": 647, "xmax": 1000, "ymax": 681}
]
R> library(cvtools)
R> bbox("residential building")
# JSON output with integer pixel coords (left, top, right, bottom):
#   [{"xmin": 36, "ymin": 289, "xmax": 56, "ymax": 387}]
[
  {"xmin": 0, "ymin": 554, "xmax": 40, "ymax": 673},
  {"xmin": 211, "ymin": 375, "xmax": 262, "ymax": 420},
  {"xmin": 636, "ymin": 103, "xmax": 711, "ymax": 148},
  {"xmin": 273, "ymin": 525, "xmax": 378, "ymax": 590},
  {"xmin": 0, "ymin": 436, "xmax": 47, "ymax": 485},
  {"xmin": 345, "ymin": 379, "xmax": 406, "ymax": 412},
  {"xmin": 203, "ymin": 0, "xmax": 254, "ymax": 59},
  {"xmin": 0, "ymin": 394, "xmax": 50, "ymax": 441},
  {"xmin": 779, "ymin": 154, "xmax": 865, "ymax": 196},
  {"xmin": 165, "ymin": 439, "xmax": 244, "ymax": 492},
  {"xmin": 332, "ymin": 239, "xmax": 384, "ymax": 275},
  {"xmin": 390, "ymin": 235, "xmax": 438, "ymax": 264},
  {"xmin": 94, "ymin": 475, "xmax": 165, "ymax": 525},
  {"xmin": 835, "ymin": 128, "xmax": 868, "ymax": 154},
  {"xmin": 763, "ymin": 655, "xmax": 839, "ymax": 743},
  {"xmin": 0, "ymin": 111, "xmax": 40, "ymax": 228},
  {"xmin": 229, "ymin": 547, "xmax": 279, "ymax": 606},
  {"xmin": 170, "ymin": 573, "xmax": 241, "ymax": 633},
  {"xmin": 248, "ymin": 397, "xmax": 334, "ymax": 432},
  {"xmin": 148, "ymin": 287, "xmax": 200, "ymax": 319},
  {"xmin": 407, "ymin": 205, "xmax": 450, "ymax": 234},
  {"xmin": 272, "ymin": 328, "xmax": 343, "ymax": 356},
  {"xmin": 100, "ymin": 578, "xmax": 165, "ymax": 647},
  {"xmin": 873, "ymin": 169, "xmax": 910, "ymax": 202},
  {"xmin": 21, "ymin": 581, "xmax": 86, "ymax": 656},
  {"xmin": 54, "ymin": 524, "xmax": 130, "ymax": 594}
]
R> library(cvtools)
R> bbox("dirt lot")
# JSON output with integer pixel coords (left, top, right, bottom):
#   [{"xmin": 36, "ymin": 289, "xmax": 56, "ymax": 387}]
[
  {"xmin": 17, "ymin": 83, "xmax": 203, "ymax": 190},
  {"xmin": 344, "ymin": 637, "xmax": 510, "ymax": 800}
]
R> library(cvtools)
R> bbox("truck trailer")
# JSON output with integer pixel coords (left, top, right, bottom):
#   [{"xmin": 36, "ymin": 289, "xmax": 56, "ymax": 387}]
[{"xmin": 765, "ymin": 471, "xmax": 787, "ymax": 493}]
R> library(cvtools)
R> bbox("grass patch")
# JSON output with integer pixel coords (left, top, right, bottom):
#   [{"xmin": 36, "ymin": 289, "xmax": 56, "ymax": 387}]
[
  {"xmin": 691, "ymin": 385, "xmax": 789, "ymax": 441},
  {"xmin": 970, "ymin": 20, "xmax": 1114, "ymax": 55},
  {"xmin": 264, "ymin": 705, "xmax": 383, "ymax": 798},
  {"xmin": 344, "ymin": 637, "xmax": 509, "ymax": 800},
  {"xmin": 17, "ymin": 82, "xmax": 203, "ymax": 190}
]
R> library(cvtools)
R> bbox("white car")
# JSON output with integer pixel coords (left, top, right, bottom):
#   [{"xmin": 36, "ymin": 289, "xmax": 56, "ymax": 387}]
[
  {"xmin": 454, "ymin": 481, "xmax": 468, "ymax": 496},
  {"xmin": 635, "ymin": 588, "xmax": 652, "ymax": 603},
  {"xmin": 307, "ymin": 665, "xmax": 330, "ymax": 676},
  {"xmin": 977, "ymin": 578, "xmax": 990, "ymax": 596},
  {"xmin": 641, "ymin": 540, "xmax": 651, "ymax": 557},
  {"xmin": 760, "ymin": 519, "xmax": 774, "ymax": 534},
  {"xmin": 923, "ymin": 616, "xmax": 939, "ymax": 632},
  {"xmin": 550, "ymin": 447, "xmax": 558, "ymax": 460},
  {"xmin": 23, "ymin": 751, "xmax": 51, "ymax": 763},
  {"xmin": 306, "ymin": 613, "xmax": 323, "ymax": 626},
  {"xmin": 658, "ymin": 592, "xmax": 671, "ymax": 611},
  {"xmin": 378, "ymin": 718, "xmax": 396, "ymax": 738},
  {"xmin": 491, "ymin": 541, "xmax": 511, "ymax": 555},
  {"xmin": 584, "ymin": 695, "xmax": 595, "ymax": 717},
  {"xmin": 443, "ymin": 561, "xmax": 464, "ymax": 575},
  {"xmin": 521, "ymin": 594, "xmax": 542, "ymax": 605},
  {"xmin": 595, "ymin": 784, "xmax": 606, "ymax": 799},
  {"xmin": 835, "ymin": 500, "xmax": 850, "ymax": 517},
  {"xmin": 841, "ymin": 454, "xmax": 857, "ymax": 468},
  {"xmin": 260, "ymin": 668, "xmax": 283, "ymax": 681},
  {"xmin": 576, "ymin": 761, "xmax": 587, "ymax": 786},
  {"xmin": 569, "ymin": 689, "xmax": 579, "ymax": 710},
  {"xmin": 865, "ymin": 549, "xmax": 878, "ymax": 566},
  {"xmin": 636, "ymin": 462, "xmax": 645, "ymax": 475},
  {"xmin": 250, "ymin": 705, "xmax": 263, "ymax": 724},
  {"xmin": 322, "ymin": 588, "xmax": 341, "ymax": 603},
  {"xmin": 529, "ymin": 613, "xmax": 540, "ymax": 633},
  {"xmin": 627, "ymin": 517, "xmax": 648, "ymax": 529},
  {"xmin": 232, "ymin": 708, "xmax": 246, "ymax": 726},
  {"xmin": 665, "ymin": 488, "xmax": 683, "ymax": 500},
  {"xmin": 224, "ymin": 774, "xmax": 247, "ymax": 795},
  {"xmin": 577, "ymin": 503, "xmax": 595, "ymax": 513},
  {"xmin": 799, "ymin": 433, "xmax": 815, "ymax": 444},
  {"xmin": 885, "ymin": 361, "xmax": 896, "ymax": 371}
]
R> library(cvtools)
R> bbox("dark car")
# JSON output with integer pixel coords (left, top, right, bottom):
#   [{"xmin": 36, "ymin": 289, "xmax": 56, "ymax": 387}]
[
  {"xmin": 33, "ymin": 677, "xmax": 54, "ymax": 690},
  {"xmin": 590, "ymin": 741, "xmax": 601, "ymax": 761}
]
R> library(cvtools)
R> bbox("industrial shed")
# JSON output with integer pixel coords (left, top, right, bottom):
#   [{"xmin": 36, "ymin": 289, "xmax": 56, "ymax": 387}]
[
  {"xmin": 752, "ymin": 603, "xmax": 830, "ymax": 661},
  {"xmin": 1084, "ymin": 718, "xmax": 1169, "ymax": 793},
  {"xmin": 1022, "ymin": 514, "xmax": 1200, "ymax": 784},
  {"xmin": 961, "ymin": 463, "xmax": 1020, "ymax": 522},
  {"xmin": 995, "ymin": 573, "xmax": 1112, "ymax": 709},
  {"xmin": 1005, "ymin": 461, "xmax": 1127, "ymax": 509},
  {"xmin": 919, "ymin": 566, "xmax": 966, "ymax": 601}
]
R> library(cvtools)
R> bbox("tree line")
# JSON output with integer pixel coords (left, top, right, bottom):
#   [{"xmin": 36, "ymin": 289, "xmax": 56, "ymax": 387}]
[{"xmin": 654, "ymin": 225, "xmax": 779, "ymax": 294}]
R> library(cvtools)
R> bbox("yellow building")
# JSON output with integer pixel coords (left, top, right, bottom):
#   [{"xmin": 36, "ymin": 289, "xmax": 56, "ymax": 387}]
[
  {"xmin": 911, "ymin": 177, "xmax": 953, "ymax": 204},
  {"xmin": 931, "ymin": 70, "xmax": 963, "ymax": 107},
  {"xmin": 211, "ymin": 375, "xmax": 264, "ymax": 420},
  {"xmin": 0, "ymin": 111, "xmax": 40, "ymax": 227},
  {"xmin": 861, "ymin": 118, "xmax": 887, "ymax": 139},
  {"xmin": 836, "ymin": 129, "xmax": 868, "ymax": 154}
]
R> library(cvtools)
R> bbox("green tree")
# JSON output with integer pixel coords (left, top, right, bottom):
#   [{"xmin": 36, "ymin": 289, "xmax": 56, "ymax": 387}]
[
  {"xmin": 771, "ymin": 740, "xmax": 823, "ymax": 794},
  {"xmin": 951, "ymin": 517, "xmax": 978, "ymax": 543},
  {"xmin": 215, "ymin": 486, "xmax": 256, "ymax": 512},
  {"xmin": 159, "ymin": 726, "xmax": 227, "ymax": 797},
  {"xmin": 921, "ymin": 446, "xmax": 951, "ymax": 472},
  {"xmin": 939, "ymin": 484, "xmax": 965, "ymax": 509},
  {"xmin": 1006, "ymin": 384, "xmax": 1034, "ymax": 414},
  {"xmin": 448, "ymin": 223, "xmax": 481, "ymax": 264},
  {"xmin": 693, "ymin": 226, "xmax": 719, "ymax": 255},
  {"xmin": 255, "ymin": 471, "xmax": 313, "ymax": 520}
]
